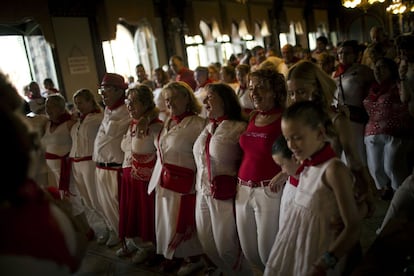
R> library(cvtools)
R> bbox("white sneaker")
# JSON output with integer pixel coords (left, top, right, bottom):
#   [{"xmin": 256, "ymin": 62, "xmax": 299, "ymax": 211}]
[
  {"xmin": 177, "ymin": 259, "xmax": 205, "ymax": 276},
  {"xmin": 106, "ymin": 231, "xmax": 120, "ymax": 247},
  {"xmin": 115, "ymin": 240, "xmax": 137, "ymax": 257},
  {"xmin": 96, "ymin": 231, "xmax": 108, "ymax": 245}
]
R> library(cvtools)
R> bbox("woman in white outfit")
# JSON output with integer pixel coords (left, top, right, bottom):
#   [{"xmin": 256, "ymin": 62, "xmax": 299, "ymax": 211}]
[
  {"xmin": 148, "ymin": 81, "xmax": 206, "ymax": 275},
  {"xmin": 70, "ymin": 89, "xmax": 105, "ymax": 238},
  {"xmin": 41, "ymin": 94, "xmax": 89, "ymax": 235},
  {"xmin": 193, "ymin": 83, "xmax": 253, "ymax": 276}
]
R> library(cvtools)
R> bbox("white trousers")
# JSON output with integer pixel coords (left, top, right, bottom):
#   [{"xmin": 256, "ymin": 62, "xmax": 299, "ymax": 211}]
[
  {"xmin": 235, "ymin": 185, "xmax": 282, "ymax": 271},
  {"xmin": 196, "ymin": 192, "xmax": 253, "ymax": 276},
  {"xmin": 95, "ymin": 167, "xmax": 120, "ymax": 234},
  {"xmin": 72, "ymin": 161, "xmax": 107, "ymax": 235}
]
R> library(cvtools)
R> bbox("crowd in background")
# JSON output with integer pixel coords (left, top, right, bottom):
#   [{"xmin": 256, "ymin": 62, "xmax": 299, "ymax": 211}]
[{"xmin": 1, "ymin": 25, "xmax": 414, "ymax": 276}]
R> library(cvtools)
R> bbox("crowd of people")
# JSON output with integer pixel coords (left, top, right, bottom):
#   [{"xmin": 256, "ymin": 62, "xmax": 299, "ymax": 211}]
[{"xmin": 1, "ymin": 25, "xmax": 414, "ymax": 276}]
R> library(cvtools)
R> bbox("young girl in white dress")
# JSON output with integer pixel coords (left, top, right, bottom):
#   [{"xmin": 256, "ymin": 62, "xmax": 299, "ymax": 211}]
[{"xmin": 264, "ymin": 101, "xmax": 362, "ymax": 276}]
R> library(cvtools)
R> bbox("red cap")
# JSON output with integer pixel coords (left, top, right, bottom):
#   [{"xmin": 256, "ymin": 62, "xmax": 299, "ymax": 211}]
[{"xmin": 100, "ymin": 73, "xmax": 128, "ymax": 89}]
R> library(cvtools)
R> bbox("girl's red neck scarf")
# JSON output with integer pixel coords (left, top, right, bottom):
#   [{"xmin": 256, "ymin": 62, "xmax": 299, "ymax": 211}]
[
  {"xmin": 171, "ymin": 111, "xmax": 194, "ymax": 124},
  {"xmin": 295, "ymin": 143, "xmax": 337, "ymax": 175},
  {"xmin": 289, "ymin": 176, "xmax": 299, "ymax": 187},
  {"xmin": 107, "ymin": 97, "xmax": 125, "ymax": 111},
  {"xmin": 333, "ymin": 63, "xmax": 352, "ymax": 78},
  {"xmin": 50, "ymin": 113, "xmax": 71, "ymax": 129}
]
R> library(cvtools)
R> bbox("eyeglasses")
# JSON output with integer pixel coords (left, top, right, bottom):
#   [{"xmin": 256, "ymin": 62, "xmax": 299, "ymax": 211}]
[{"xmin": 98, "ymin": 86, "xmax": 113, "ymax": 95}]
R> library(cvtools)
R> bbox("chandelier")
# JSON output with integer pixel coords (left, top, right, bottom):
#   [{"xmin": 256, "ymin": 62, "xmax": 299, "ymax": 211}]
[
  {"xmin": 342, "ymin": 0, "xmax": 385, "ymax": 10},
  {"xmin": 386, "ymin": 0, "xmax": 408, "ymax": 14}
]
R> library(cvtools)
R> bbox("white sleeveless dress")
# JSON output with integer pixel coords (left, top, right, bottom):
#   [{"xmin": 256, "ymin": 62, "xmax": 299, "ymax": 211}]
[{"xmin": 265, "ymin": 158, "xmax": 345, "ymax": 276}]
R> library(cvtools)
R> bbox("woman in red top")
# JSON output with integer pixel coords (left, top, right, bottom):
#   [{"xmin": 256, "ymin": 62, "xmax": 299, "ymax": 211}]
[
  {"xmin": 235, "ymin": 68, "xmax": 287, "ymax": 272},
  {"xmin": 364, "ymin": 57, "xmax": 414, "ymax": 199}
]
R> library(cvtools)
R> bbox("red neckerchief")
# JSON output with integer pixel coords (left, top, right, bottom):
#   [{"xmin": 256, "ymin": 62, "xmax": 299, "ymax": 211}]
[
  {"xmin": 333, "ymin": 63, "xmax": 351, "ymax": 78},
  {"xmin": 107, "ymin": 97, "xmax": 125, "ymax": 111},
  {"xmin": 209, "ymin": 115, "xmax": 228, "ymax": 133},
  {"xmin": 258, "ymin": 107, "xmax": 281, "ymax": 116},
  {"xmin": 197, "ymin": 78, "xmax": 213, "ymax": 90},
  {"xmin": 289, "ymin": 176, "xmax": 299, "ymax": 187},
  {"xmin": 295, "ymin": 143, "xmax": 337, "ymax": 175},
  {"xmin": 171, "ymin": 111, "xmax": 194, "ymax": 124},
  {"xmin": 129, "ymin": 119, "xmax": 138, "ymax": 137},
  {"xmin": 80, "ymin": 109, "xmax": 101, "ymax": 122},
  {"xmin": 50, "ymin": 113, "xmax": 71, "ymax": 129},
  {"xmin": 209, "ymin": 115, "xmax": 228, "ymax": 125}
]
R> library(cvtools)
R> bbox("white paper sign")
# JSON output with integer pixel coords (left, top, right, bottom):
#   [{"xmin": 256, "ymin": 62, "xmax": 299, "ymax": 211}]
[{"xmin": 68, "ymin": 56, "xmax": 90, "ymax": 74}]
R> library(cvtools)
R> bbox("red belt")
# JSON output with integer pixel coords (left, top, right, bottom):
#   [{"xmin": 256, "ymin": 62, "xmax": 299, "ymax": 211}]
[
  {"xmin": 238, "ymin": 178, "xmax": 271, "ymax": 188},
  {"xmin": 44, "ymin": 152, "xmax": 70, "ymax": 192}
]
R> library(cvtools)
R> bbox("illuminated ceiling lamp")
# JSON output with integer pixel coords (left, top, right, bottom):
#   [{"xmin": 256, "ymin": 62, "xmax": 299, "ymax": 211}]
[
  {"xmin": 386, "ymin": 0, "xmax": 407, "ymax": 14},
  {"xmin": 342, "ymin": 0, "xmax": 385, "ymax": 11}
]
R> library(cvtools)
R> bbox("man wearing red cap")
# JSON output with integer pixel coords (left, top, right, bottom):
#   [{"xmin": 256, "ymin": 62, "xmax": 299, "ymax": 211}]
[{"xmin": 93, "ymin": 73, "xmax": 130, "ymax": 247}]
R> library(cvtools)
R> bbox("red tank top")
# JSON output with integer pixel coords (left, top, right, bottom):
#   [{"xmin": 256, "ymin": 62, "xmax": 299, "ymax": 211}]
[{"xmin": 238, "ymin": 113, "xmax": 282, "ymax": 182}]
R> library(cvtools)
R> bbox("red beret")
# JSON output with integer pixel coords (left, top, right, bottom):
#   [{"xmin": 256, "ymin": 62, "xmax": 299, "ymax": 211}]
[{"xmin": 101, "ymin": 73, "xmax": 128, "ymax": 89}]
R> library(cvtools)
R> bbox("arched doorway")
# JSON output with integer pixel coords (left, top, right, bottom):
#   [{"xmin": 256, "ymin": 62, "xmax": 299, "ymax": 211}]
[
  {"xmin": 348, "ymin": 14, "xmax": 383, "ymax": 43},
  {"xmin": 102, "ymin": 19, "xmax": 159, "ymax": 81}
]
